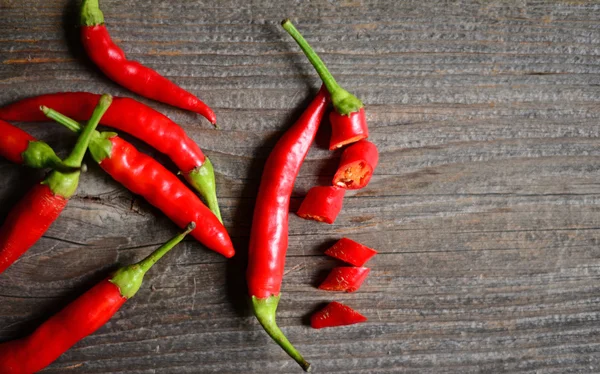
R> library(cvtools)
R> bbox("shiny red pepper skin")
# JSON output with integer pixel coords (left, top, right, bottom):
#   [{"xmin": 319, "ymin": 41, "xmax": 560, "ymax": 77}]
[
  {"xmin": 0, "ymin": 280, "xmax": 125, "ymax": 373},
  {"xmin": 0, "ymin": 119, "xmax": 34, "ymax": 164},
  {"xmin": 318, "ymin": 266, "xmax": 370, "ymax": 292},
  {"xmin": 296, "ymin": 186, "xmax": 345, "ymax": 224},
  {"xmin": 310, "ymin": 301, "xmax": 367, "ymax": 329},
  {"xmin": 0, "ymin": 184, "xmax": 67, "ymax": 274},
  {"xmin": 333, "ymin": 139, "xmax": 379, "ymax": 189},
  {"xmin": 329, "ymin": 108, "xmax": 369, "ymax": 150},
  {"xmin": 325, "ymin": 238, "xmax": 377, "ymax": 267}
]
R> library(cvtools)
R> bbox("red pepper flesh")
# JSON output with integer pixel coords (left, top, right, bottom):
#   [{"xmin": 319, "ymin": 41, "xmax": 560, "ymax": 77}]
[
  {"xmin": 311, "ymin": 301, "xmax": 367, "ymax": 329},
  {"xmin": 324, "ymin": 238, "xmax": 377, "ymax": 267},
  {"xmin": 0, "ymin": 92, "xmax": 222, "ymax": 222},
  {"xmin": 297, "ymin": 186, "xmax": 345, "ymax": 224},
  {"xmin": 318, "ymin": 267, "xmax": 370, "ymax": 292},
  {"xmin": 333, "ymin": 140, "xmax": 379, "ymax": 189},
  {"xmin": 329, "ymin": 108, "xmax": 369, "ymax": 150},
  {"xmin": 247, "ymin": 86, "xmax": 329, "ymax": 372},
  {"xmin": 80, "ymin": 0, "xmax": 216, "ymax": 125},
  {"xmin": 0, "ymin": 223, "xmax": 194, "ymax": 373}
]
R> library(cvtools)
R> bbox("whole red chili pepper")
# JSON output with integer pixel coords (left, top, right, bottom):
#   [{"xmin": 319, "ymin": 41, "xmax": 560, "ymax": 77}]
[
  {"xmin": 79, "ymin": 0, "xmax": 216, "ymax": 125},
  {"xmin": 311, "ymin": 301, "xmax": 367, "ymax": 329},
  {"xmin": 282, "ymin": 19, "xmax": 369, "ymax": 150},
  {"xmin": 42, "ymin": 107, "xmax": 234, "ymax": 258},
  {"xmin": 0, "ymin": 222, "xmax": 195, "ymax": 373},
  {"xmin": 0, "ymin": 119, "xmax": 72, "ymax": 172},
  {"xmin": 247, "ymin": 86, "xmax": 329, "ymax": 372},
  {"xmin": 0, "ymin": 95, "xmax": 110, "ymax": 274},
  {"xmin": 296, "ymin": 186, "xmax": 345, "ymax": 224},
  {"xmin": 0, "ymin": 92, "xmax": 222, "ymax": 222},
  {"xmin": 333, "ymin": 140, "xmax": 379, "ymax": 190}
]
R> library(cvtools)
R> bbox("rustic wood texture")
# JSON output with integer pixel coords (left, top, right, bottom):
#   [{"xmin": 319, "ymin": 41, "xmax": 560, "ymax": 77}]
[{"xmin": 1, "ymin": 0, "xmax": 600, "ymax": 372}]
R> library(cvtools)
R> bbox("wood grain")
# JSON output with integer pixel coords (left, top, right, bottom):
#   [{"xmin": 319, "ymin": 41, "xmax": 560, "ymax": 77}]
[{"xmin": 1, "ymin": 0, "xmax": 599, "ymax": 372}]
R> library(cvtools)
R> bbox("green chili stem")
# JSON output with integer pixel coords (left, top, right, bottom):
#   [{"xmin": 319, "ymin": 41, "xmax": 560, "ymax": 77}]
[
  {"xmin": 138, "ymin": 222, "xmax": 196, "ymax": 273},
  {"xmin": 41, "ymin": 106, "xmax": 83, "ymax": 133}
]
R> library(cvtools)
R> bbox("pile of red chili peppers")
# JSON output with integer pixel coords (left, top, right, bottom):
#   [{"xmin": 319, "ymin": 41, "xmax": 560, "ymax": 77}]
[{"xmin": 0, "ymin": 2, "xmax": 380, "ymax": 371}]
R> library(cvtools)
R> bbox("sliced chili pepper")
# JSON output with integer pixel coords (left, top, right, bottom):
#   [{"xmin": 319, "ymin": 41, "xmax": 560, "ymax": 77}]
[
  {"xmin": 0, "ymin": 92, "xmax": 222, "ymax": 222},
  {"xmin": 318, "ymin": 267, "xmax": 370, "ymax": 292},
  {"xmin": 0, "ymin": 95, "xmax": 110, "ymax": 274},
  {"xmin": 325, "ymin": 238, "xmax": 377, "ymax": 267},
  {"xmin": 0, "ymin": 222, "xmax": 195, "ymax": 373},
  {"xmin": 333, "ymin": 140, "xmax": 379, "ymax": 190},
  {"xmin": 282, "ymin": 19, "xmax": 368, "ymax": 150},
  {"xmin": 42, "ymin": 107, "xmax": 234, "ymax": 258},
  {"xmin": 296, "ymin": 186, "xmax": 345, "ymax": 224},
  {"xmin": 247, "ymin": 86, "xmax": 329, "ymax": 372},
  {"xmin": 0, "ymin": 119, "xmax": 73, "ymax": 172},
  {"xmin": 311, "ymin": 301, "xmax": 367, "ymax": 329},
  {"xmin": 79, "ymin": 0, "xmax": 216, "ymax": 125}
]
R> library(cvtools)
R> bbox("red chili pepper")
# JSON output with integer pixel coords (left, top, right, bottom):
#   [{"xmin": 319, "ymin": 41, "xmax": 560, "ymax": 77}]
[
  {"xmin": 333, "ymin": 140, "xmax": 379, "ymax": 190},
  {"xmin": 0, "ymin": 92, "xmax": 222, "ymax": 222},
  {"xmin": 0, "ymin": 95, "xmax": 110, "ymax": 274},
  {"xmin": 318, "ymin": 267, "xmax": 370, "ymax": 292},
  {"xmin": 0, "ymin": 222, "xmax": 194, "ymax": 373},
  {"xmin": 311, "ymin": 301, "xmax": 367, "ymax": 329},
  {"xmin": 79, "ymin": 0, "xmax": 216, "ymax": 125},
  {"xmin": 0, "ymin": 119, "xmax": 73, "ymax": 172},
  {"xmin": 42, "ymin": 107, "xmax": 234, "ymax": 258},
  {"xmin": 247, "ymin": 86, "xmax": 329, "ymax": 372},
  {"xmin": 296, "ymin": 186, "xmax": 345, "ymax": 224},
  {"xmin": 325, "ymin": 238, "xmax": 377, "ymax": 267},
  {"xmin": 282, "ymin": 19, "xmax": 369, "ymax": 150}
]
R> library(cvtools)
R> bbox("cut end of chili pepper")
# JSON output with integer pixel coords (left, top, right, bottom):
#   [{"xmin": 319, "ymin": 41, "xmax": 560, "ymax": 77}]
[
  {"xmin": 297, "ymin": 186, "xmax": 345, "ymax": 224},
  {"xmin": 332, "ymin": 140, "xmax": 379, "ymax": 189},
  {"xmin": 319, "ymin": 266, "xmax": 370, "ymax": 292},
  {"xmin": 252, "ymin": 295, "xmax": 312, "ymax": 372},
  {"xmin": 311, "ymin": 301, "xmax": 367, "ymax": 329},
  {"xmin": 325, "ymin": 238, "xmax": 377, "ymax": 267},
  {"xmin": 329, "ymin": 108, "xmax": 369, "ymax": 150}
]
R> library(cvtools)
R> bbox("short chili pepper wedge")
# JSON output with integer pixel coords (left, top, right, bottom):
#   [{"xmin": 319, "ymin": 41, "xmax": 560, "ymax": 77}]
[
  {"xmin": 325, "ymin": 238, "xmax": 377, "ymax": 267},
  {"xmin": 0, "ymin": 119, "xmax": 74, "ymax": 172},
  {"xmin": 42, "ymin": 107, "xmax": 234, "ymax": 258},
  {"xmin": 80, "ymin": 0, "xmax": 217, "ymax": 126},
  {"xmin": 0, "ymin": 92, "xmax": 222, "ymax": 221},
  {"xmin": 311, "ymin": 301, "xmax": 367, "ymax": 329},
  {"xmin": 0, "ymin": 222, "xmax": 195, "ymax": 374},
  {"xmin": 333, "ymin": 140, "xmax": 379, "ymax": 190},
  {"xmin": 282, "ymin": 19, "xmax": 369, "ymax": 150},
  {"xmin": 319, "ymin": 267, "xmax": 370, "ymax": 292},
  {"xmin": 0, "ymin": 95, "xmax": 110, "ymax": 274},
  {"xmin": 247, "ymin": 86, "xmax": 329, "ymax": 372},
  {"xmin": 296, "ymin": 186, "xmax": 345, "ymax": 224}
]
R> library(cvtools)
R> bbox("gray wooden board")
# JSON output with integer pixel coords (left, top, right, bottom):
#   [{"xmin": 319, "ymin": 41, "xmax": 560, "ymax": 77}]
[{"xmin": 1, "ymin": 0, "xmax": 599, "ymax": 372}]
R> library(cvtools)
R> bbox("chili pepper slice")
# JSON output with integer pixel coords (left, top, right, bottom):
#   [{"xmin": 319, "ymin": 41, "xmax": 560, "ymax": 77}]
[
  {"xmin": 79, "ymin": 0, "xmax": 216, "ymax": 125},
  {"xmin": 324, "ymin": 238, "xmax": 377, "ymax": 267},
  {"xmin": 318, "ymin": 267, "xmax": 370, "ymax": 292},
  {"xmin": 42, "ymin": 107, "xmax": 234, "ymax": 258},
  {"xmin": 247, "ymin": 86, "xmax": 329, "ymax": 372},
  {"xmin": 296, "ymin": 186, "xmax": 345, "ymax": 224},
  {"xmin": 281, "ymin": 19, "xmax": 368, "ymax": 150},
  {"xmin": 0, "ymin": 92, "xmax": 222, "ymax": 222},
  {"xmin": 0, "ymin": 95, "xmax": 110, "ymax": 274},
  {"xmin": 311, "ymin": 301, "xmax": 367, "ymax": 329},
  {"xmin": 0, "ymin": 119, "xmax": 73, "ymax": 172},
  {"xmin": 0, "ymin": 222, "xmax": 195, "ymax": 373},
  {"xmin": 333, "ymin": 140, "xmax": 379, "ymax": 190}
]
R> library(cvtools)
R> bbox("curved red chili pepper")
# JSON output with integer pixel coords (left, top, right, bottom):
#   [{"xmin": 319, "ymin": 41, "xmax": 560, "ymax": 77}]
[
  {"xmin": 0, "ymin": 223, "xmax": 194, "ymax": 373},
  {"xmin": 0, "ymin": 92, "xmax": 222, "ymax": 222},
  {"xmin": 333, "ymin": 139, "xmax": 379, "ymax": 189},
  {"xmin": 247, "ymin": 86, "xmax": 329, "ymax": 371},
  {"xmin": 0, "ymin": 95, "xmax": 110, "ymax": 274},
  {"xmin": 42, "ymin": 107, "xmax": 234, "ymax": 258},
  {"xmin": 80, "ymin": 0, "xmax": 216, "ymax": 125},
  {"xmin": 297, "ymin": 186, "xmax": 345, "ymax": 224}
]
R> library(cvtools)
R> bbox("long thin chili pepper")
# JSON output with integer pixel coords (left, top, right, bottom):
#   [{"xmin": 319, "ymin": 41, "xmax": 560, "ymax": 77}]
[
  {"xmin": 247, "ymin": 86, "xmax": 329, "ymax": 372},
  {"xmin": 0, "ymin": 119, "xmax": 73, "ymax": 172},
  {"xmin": 0, "ymin": 95, "xmax": 110, "ymax": 274},
  {"xmin": 80, "ymin": 0, "xmax": 217, "ymax": 125},
  {"xmin": 42, "ymin": 107, "xmax": 234, "ymax": 258},
  {"xmin": 0, "ymin": 222, "xmax": 195, "ymax": 374},
  {"xmin": 281, "ymin": 19, "xmax": 369, "ymax": 150},
  {"xmin": 0, "ymin": 92, "xmax": 222, "ymax": 222}
]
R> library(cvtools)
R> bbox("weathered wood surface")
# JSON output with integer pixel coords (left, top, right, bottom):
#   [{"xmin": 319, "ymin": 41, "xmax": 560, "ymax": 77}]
[{"xmin": 1, "ymin": 0, "xmax": 600, "ymax": 372}]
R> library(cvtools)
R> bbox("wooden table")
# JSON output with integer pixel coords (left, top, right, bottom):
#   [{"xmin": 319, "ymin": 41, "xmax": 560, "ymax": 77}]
[{"xmin": 1, "ymin": 1, "xmax": 599, "ymax": 372}]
